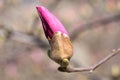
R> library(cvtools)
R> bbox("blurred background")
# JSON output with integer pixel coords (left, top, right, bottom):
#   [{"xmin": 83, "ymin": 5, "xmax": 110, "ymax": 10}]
[{"xmin": 0, "ymin": 0, "xmax": 120, "ymax": 80}]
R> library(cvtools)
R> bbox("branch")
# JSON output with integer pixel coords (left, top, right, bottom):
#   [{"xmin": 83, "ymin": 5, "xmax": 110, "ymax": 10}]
[
  {"xmin": 0, "ymin": 27, "xmax": 49, "ymax": 48},
  {"xmin": 10, "ymin": 31, "xmax": 49, "ymax": 48},
  {"xmin": 58, "ymin": 48, "xmax": 120, "ymax": 72},
  {"xmin": 70, "ymin": 13, "xmax": 120, "ymax": 41}
]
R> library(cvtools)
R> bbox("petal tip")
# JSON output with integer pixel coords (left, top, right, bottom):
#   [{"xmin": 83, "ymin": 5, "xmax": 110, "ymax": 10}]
[
  {"xmin": 36, "ymin": 6, "xmax": 39, "ymax": 10},
  {"xmin": 36, "ymin": 6, "xmax": 46, "ymax": 12}
]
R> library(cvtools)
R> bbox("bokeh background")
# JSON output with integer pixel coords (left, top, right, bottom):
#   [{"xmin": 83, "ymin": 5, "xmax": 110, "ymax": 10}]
[{"xmin": 0, "ymin": 0, "xmax": 120, "ymax": 80}]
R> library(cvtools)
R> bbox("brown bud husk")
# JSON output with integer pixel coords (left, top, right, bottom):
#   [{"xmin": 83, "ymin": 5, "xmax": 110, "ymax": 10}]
[{"xmin": 49, "ymin": 32, "xmax": 73, "ymax": 67}]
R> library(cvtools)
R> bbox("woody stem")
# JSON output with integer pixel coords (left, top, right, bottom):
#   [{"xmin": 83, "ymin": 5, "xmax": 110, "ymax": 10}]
[{"xmin": 65, "ymin": 48, "xmax": 120, "ymax": 72}]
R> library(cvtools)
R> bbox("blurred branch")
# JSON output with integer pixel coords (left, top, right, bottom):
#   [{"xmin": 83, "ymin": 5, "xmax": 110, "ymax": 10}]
[
  {"xmin": 10, "ymin": 31, "xmax": 49, "ymax": 48},
  {"xmin": 1, "ymin": 14, "xmax": 120, "ymax": 49},
  {"xmin": 70, "ymin": 13, "xmax": 120, "ymax": 41},
  {"xmin": 0, "ymin": 27, "xmax": 49, "ymax": 49}
]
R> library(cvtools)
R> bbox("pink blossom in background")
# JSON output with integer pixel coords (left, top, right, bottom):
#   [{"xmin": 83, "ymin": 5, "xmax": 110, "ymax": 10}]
[
  {"xmin": 30, "ymin": 49, "xmax": 44, "ymax": 63},
  {"xmin": 5, "ymin": 63, "xmax": 17, "ymax": 78}
]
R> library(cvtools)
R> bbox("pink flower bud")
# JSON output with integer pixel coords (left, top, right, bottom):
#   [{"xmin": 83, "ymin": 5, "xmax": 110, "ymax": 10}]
[
  {"xmin": 36, "ymin": 6, "xmax": 69, "ymax": 39},
  {"xmin": 36, "ymin": 6, "xmax": 73, "ymax": 69}
]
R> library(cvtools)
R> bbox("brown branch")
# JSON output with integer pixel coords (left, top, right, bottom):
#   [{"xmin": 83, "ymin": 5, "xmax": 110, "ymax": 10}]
[
  {"xmin": 9, "ymin": 31, "xmax": 49, "ymax": 48},
  {"xmin": 0, "ymin": 27, "xmax": 49, "ymax": 48},
  {"xmin": 58, "ymin": 48, "xmax": 120, "ymax": 73},
  {"xmin": 70, "ymin": 13, "xmax": 120, "ymax": 41}
]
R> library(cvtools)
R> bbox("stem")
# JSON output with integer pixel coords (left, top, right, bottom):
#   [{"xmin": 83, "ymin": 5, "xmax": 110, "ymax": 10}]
[{"xmin": 59, "ymin": 48, "xmax": 120, "ymax": 73}]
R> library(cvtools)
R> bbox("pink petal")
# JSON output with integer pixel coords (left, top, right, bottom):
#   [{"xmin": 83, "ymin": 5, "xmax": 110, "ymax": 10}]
[{"xmin": 36, "ymin": 6, "xmax": 69, "ymax": 39}]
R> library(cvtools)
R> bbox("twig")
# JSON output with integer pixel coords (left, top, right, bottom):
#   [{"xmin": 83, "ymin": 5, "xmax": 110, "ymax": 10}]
[
  {"xmin": 0, "ymin": 27, "xmax": 49, "ymax": 48},
  {"xmin": 70, "ymin": 14, "xmax": 120, "ymax": 41},
  {"xmin": 10, "ymin": 31, "xmax": 49, "ymax": 48},
  {"xmin": 58, "ymin": 48, "xmax": 120, "ymax": 72}
]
